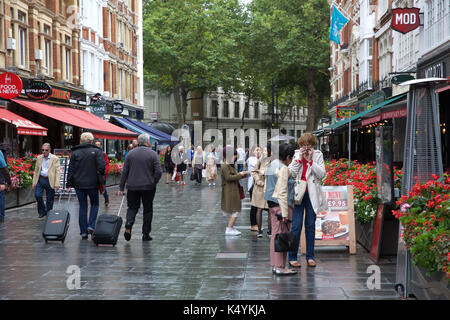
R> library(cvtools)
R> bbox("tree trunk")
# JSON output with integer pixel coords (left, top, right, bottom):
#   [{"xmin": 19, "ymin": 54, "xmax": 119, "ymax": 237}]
[
  {"xmin": 181, "ymin": 88, "xmax": 189, "ymax": 126},
  {"xmin": 313, "ymin": 93, "xmax": 325, "ymax": 129},
  {"xmin": 173, "ymin": 86, "xmax": 184, "ymax": 128},
  {"xmin": 306, "ymin": 68, "xmax": 316, "ymax": 132}
]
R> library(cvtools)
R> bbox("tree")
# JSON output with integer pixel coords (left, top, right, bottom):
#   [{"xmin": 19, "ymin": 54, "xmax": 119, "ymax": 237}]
[
  {"xmin": 142, "ymin": 0, "xmax": 245, "ymax": 128},
  {"xmin": 247, "ymin": 0, "xmax": 330, "ymax": 131}
]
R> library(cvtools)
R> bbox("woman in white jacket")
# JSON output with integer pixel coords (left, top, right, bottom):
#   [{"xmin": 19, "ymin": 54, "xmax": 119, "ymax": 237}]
[{"xmin": 287, "ymin": 133, "xmax": 327, "ymax": 268}]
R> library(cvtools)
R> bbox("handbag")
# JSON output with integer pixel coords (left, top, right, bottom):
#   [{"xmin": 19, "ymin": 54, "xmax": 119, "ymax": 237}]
[
  {"xmin": 294, "ymin": 179, "xmax": 307, "ymax": 205},
  {"xmin": 239, "ymin": 184, "xmax": 245, "ymax": 199},
  {"xmin": 274, "ymin": 221, "xmax": 296, "ymax": 252}
]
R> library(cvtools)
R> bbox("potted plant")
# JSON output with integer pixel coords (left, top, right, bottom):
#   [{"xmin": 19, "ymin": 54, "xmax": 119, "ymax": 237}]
[{"xmin": 393, "ymin": 173, "xmax": 449, "ymax": 299}]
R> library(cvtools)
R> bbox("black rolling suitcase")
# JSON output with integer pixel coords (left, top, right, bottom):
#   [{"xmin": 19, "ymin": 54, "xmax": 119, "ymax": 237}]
[
  {"xmin": 43, "ymin": 192, "xmax": 71, "ymax": 243},
  {"xmin": 92, "ymin": 195, "xmax": 124, "ymax": 246}
]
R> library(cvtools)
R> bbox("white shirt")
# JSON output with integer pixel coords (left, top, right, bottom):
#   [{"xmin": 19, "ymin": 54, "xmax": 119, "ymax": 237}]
[
  {"xmin": 236, "ymin": 148, "xmax": 246, "ymax": 164},
  {"xmin": 40, "ymin": 154, "xmax": 51, "ymax": 177},
  {"xmin": 246, "ymin": 156, "xmax": 259, "ymax": 191}
]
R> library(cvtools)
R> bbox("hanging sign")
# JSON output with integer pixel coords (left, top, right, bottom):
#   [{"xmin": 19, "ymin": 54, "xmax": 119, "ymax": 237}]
[
  {"xmin": 0, "ymin": 72, "xmax": 23, "ymax": 99},
  {"xmin": 25, "ymin": 80, "xmax": 52, "ymax": 100},
  {"xmin": 336, "ymin": 106, "xmax": 356, "ymax": 119},
  {"xmin": 392, "ymin": 8, "xmax": 421, "ymax": 34}
]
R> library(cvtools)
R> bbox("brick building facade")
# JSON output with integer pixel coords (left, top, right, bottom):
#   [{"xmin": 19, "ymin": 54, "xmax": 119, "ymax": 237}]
[{"xmin": 0, "ymin": 0, "xmax": 81, "ymax": 85}]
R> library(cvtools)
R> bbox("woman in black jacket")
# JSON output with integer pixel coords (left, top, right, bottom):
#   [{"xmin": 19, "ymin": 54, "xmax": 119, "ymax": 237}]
[{"xmin": 164, "ymin": 146, "xmax": 175, "ymax": 184}]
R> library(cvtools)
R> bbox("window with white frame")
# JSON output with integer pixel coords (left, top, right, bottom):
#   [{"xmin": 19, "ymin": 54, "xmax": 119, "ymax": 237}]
[
  {"xmin": 44, "ymin": 39, "xmax": 51, "ymax": 75},
  {"xmin": 65, "ymin": 48, "xmax": 71, "ymax": 81},
  {"xmin": 18, "ymin": 27, "xmax": 26, "ymax": 67}
]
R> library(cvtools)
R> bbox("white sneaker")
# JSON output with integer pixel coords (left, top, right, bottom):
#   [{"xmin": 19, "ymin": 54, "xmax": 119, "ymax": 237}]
[
  {"xmin": 225, "ymin": 228, "xmax": 241, "ymax": 236},
  {"xmin": 213, "ymin": 183, "xmax": 216, "ymax": 186},
  {"xmin": 208, "ymin": 183, "xmax": 211, "ymax": 186}
]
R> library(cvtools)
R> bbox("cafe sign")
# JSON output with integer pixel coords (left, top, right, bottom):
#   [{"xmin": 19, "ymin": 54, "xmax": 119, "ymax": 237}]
[
  {"xmin": 25, "ymin": 80, "xmax": 52, "ymax": 100},
  {"xmin": 0, "ymin": 72, "xmax": 22, "ymax": 99},
  {"xmin": 392, "ymin": 8, "xmax": 421, "ymax": 34}
]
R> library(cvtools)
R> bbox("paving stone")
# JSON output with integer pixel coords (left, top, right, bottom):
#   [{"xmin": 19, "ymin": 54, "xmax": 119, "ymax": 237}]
[{"xmin": 0, "ymin": 174, "xmax": 400, "ymax": 300}]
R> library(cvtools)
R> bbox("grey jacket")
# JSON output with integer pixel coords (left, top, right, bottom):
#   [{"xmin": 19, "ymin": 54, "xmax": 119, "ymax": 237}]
[{"xmin": 119, "ymin": 146, "xmax": 162, "ymax": 191}]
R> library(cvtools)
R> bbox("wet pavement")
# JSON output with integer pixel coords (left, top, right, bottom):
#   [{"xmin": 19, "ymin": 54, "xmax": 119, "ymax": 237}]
[{"xmin": 0, "ymin": 171, "xmax": 400, "ymax": 300}]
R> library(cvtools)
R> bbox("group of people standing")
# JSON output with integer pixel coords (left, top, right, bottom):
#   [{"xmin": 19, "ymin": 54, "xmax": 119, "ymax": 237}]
[
  {"xmin": 220, "ymin": 132, "xmax": 327, "ymax": 276},
  {"xmin": 164, "ymin": 145, "xmax": 219, "ymax": 186}
]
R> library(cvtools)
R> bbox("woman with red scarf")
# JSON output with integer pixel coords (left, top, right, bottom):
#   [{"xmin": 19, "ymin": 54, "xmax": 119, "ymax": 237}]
[{"xmin": 287, "ymin": 133, "xmax": 327, "ymax": 268}]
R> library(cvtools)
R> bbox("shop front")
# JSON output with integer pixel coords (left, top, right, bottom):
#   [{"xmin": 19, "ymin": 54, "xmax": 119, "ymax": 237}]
[{"xmin": 417, "ymin": 43, "xmax": 450, "ymax": 171}]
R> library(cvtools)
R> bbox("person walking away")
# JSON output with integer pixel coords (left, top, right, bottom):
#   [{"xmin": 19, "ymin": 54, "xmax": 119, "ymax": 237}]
[
  {"xmin": 287, "ymin": 132, "xmax": 327, "ymax": 268},
  {"xmin": 176, "ymin": 146, "xmax": 188, "ymax": 185},
  {"xmin": 0, "ymin": 149, "xmax": 11, "ymax": 223},
  {"xmin": 32, "ymin": 143, "xmax": 61, "ymax": 219},
  {"xmin": 94, "ymin": 140, "xmax": 110, "ymax": 206},
  {"xmin": 192, "ymin": 146, "xmax": 204, "ymax": 184},
  {"xmin": 247, "ymin": 146, "xmax": 262, "ymax": 233},
  {"xmin": 205, "ymin": 147, "xmax": 218, "ymax": 186},
  {"xmin": 119, "ymin": 133, "xmax": 162, "ymax": 241},
  {"xmin": 236, "ymin": 146, "xmax": 246, "ymax": 173},
  {"xmin": 264, "ymin": 143, "xmax": 296, "ymax": 275},
  {"xmin": 164, "ymin": 146, "xmax": 175, "ymax": 184},
  {"xmin": 221, "ymin": 146, "xmax": 249, "ymax": 236},
  {"xmin": 124, "ymin": 144, "xmax": 133, "ymax": 160},
  {"xmin": 188, "ymin": 145, "xmax": 194, "ymax": 169},
  {"xmin": 67, "ymin": 132, "xmax": 106, "ymax": 239}
]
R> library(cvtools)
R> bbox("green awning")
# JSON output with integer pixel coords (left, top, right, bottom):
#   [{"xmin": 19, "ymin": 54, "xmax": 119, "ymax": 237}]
[{"xmin": 321, "ymin": 93, "xmax": 407, "ymax": 132}]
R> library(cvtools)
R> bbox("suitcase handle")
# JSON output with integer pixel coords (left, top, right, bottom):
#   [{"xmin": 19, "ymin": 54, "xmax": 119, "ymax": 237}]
[
  {"xmin": 57, "ymin": 189, "xmax": 72, "ymax": 210},
  {"xmin": 117, "ymin": 194, "xmax": 125, "ymax": 217}
]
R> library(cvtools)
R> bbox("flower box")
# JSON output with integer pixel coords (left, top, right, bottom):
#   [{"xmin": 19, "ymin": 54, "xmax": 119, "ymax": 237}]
[
  {"xmin": 408, "ymin": 252, "xmax": 450, "ymax": 300},
  {"xmin": 5, "ymin": 189, "xmax": 18, "ymax": 209},
  {"xmin": 18, "ymin": 186, "xmax": 35, "ymax": 206},
  {"xmin": 355, "ymin": 220, "xmax": 374, "ymax": 252}
]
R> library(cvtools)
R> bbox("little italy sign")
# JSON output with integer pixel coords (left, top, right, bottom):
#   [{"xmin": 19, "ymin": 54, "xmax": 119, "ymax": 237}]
[{"xmin": 392, "ymin": 7, "xmax": 421, "ymax": 34}]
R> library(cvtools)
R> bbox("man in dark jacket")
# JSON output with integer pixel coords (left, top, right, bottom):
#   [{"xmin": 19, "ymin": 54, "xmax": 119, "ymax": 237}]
[
  {"xmin": 67, "ymin": 132, "xmax": 106, "ymax": 239},
  {"xmin": 0, "ymin": 148, "xmax": 11, "ymax": 223},
  {"xmin": 119, "ymin": 133, "xmax": 162, "ymax": 241}
]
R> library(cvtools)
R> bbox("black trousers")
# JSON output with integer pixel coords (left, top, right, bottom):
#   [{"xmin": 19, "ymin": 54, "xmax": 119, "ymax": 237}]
[
  {"xmin": 193, "ymin": 165, "xmax": 202, "ymax": 183},
  {"xmin": 126, "ymin": 189, "xmax": 156, "ymax": 236},
  {"xmin": 248, "ymin": 186, "xmax": 258, "ymax": 226}
]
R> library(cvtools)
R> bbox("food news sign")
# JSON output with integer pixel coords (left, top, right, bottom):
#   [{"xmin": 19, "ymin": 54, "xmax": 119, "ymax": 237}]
[{"xmin": 392, "ymin": 8, "xmax": 420, "ymax": 34}]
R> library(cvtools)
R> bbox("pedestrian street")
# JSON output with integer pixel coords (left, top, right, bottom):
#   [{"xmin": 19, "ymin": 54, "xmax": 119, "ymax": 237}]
[{"xmin": 0, "ymin": 175, "xmax": 399, "ymax": 300}]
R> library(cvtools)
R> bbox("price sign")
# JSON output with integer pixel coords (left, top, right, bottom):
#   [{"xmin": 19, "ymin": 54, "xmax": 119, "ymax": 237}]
[{"xmin": 300, "ymin": 185, "xmax": 356, "ymax": 254}]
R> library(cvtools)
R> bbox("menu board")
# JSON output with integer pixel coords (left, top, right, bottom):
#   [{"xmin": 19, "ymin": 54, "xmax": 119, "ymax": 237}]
[
  {"xmin": 53, "ymin": 149, "xmax": 75, "ymax": 195},
  {"xmin": 300, "ymin": 185, "xmax": 356, "ymax": 254}
]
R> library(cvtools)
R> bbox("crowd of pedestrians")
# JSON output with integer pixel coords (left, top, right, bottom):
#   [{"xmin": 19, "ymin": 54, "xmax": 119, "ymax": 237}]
[{"xmin": 1, "ymin": 129, "xmax": 327, "ymax": 277}]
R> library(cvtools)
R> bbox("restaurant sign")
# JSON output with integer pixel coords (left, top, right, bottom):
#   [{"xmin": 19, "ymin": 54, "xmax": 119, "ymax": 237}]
[
  {"xmin": 25, "ymin": 80, "xmax": 52, "ymax": 100},
  {"xmin": 392, "ymin": 8, "xmax": 421, "ymax": 34},
  {"xmin": 0, "ymin": 72, "xmax": 22, "ymax": 99}
]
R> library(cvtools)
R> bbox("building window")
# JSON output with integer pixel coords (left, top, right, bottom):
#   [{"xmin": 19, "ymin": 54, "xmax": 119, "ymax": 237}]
[
  {"xmin": 244, "ymin": 102, "xmax": 249, "ymax": 118},
  {"xmin": 18, "ymin": 11, "xmax": 26, "ymax": 23},
  {"xmin": 211, "ymin": 100, "xmax": 218, "ymax": 117},
  {"xmin": 118, "ymin": 69, "xmax": 122, "ymax": 99},
  {"xmin": 44, "ymin": 24, "xmax": 51, "ymax": 35},
  {"xmin": 44, "ymin": 39, "xmax": 51, "ymax": 75},
  {"xmin": 109, "ymin": 63, "xmax": 113, "ymax": 96},
  {"xmin": 223, "ymin": 100, "xmax": 229, "ymax": 118},
  {"xmin": 65, "ymin": 48, "xmax": 71, "ymax": 81},
  {"xmin": 234, "ymin": 101, "xmax": 239, "ymax": 118},
  {"xmin": 18, "ymin": 27, "xmax": 26, "ymax": 67},
  {"xmin": 254, "ymin": 102, "xmax": 259, "ymax": 119}
]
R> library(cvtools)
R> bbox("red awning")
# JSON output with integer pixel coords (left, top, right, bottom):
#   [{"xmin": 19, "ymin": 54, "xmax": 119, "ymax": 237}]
[
  {"xmin": 0, "ymin": 107, "xmax": 47, "ymax": 136},
  {"xmin": 435, "ymin": 85, "xmax": 450, "ymax": 93},
  {"xmin": 12, "ymin": 99, "xmax": 137, "ymax": 140}
]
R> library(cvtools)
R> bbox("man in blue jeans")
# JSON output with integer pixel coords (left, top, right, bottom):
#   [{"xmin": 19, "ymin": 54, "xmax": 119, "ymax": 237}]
[
  {"xmin": 67, "ymin": 132, "xmax": 105, "ymax": 239},
  {"xmin": 32, "ymin": 143, "xmax": 61, "ymax": 219},
  {"xmin": 0, "ymin": 149, "xmax": 11, "ymax": 223}
]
